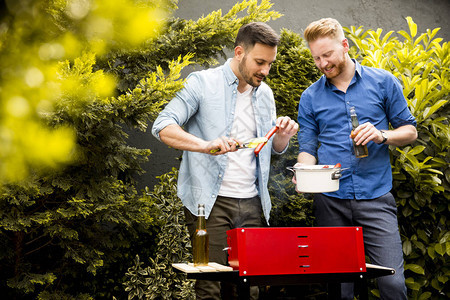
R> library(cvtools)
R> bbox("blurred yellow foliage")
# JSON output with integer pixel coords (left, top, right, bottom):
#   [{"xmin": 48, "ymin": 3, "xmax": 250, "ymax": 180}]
[{"xmin": 0, "ymin": 0, "xmax": 168, "ymax": 183}]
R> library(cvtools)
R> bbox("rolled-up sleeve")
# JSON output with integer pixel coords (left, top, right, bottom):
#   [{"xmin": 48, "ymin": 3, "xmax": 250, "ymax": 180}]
[
  {"xmin": 151, "ymin": 74, "xmax": 201, "ymax": 140},
  {"xmin": 384, "ymin": 74, "xmax": 417, "ymax": 128}
]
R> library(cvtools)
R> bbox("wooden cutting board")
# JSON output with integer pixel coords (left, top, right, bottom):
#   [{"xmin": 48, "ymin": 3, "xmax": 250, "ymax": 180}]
[{"xmin": 172, "ymin": 262, "xmax": 234, "ymax": 273}]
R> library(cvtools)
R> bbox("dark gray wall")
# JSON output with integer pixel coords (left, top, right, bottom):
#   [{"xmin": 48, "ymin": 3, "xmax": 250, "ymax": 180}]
[
  {"xmin": 175, "ymin": 0, "xmax": 449, "ymax": 41},
  {"xmin": 131, "ymin": 0, "xmax": 450, "ymax": 191}
]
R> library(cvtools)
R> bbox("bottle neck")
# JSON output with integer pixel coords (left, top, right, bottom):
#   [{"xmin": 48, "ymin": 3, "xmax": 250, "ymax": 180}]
[
  {"xmin": 197, "ymin": 215, "xmax": 206, "ymax": 230},
  {"xmin": 351, "ymin": 114, "xmax": 359, "ymax": 129},
  {"xmin": 197, "ymin": 206, "xmax": 206, "ymax": 230}
]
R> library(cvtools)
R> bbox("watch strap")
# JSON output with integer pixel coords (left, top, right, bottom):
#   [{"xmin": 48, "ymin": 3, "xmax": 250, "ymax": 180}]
[{"xmin": 379, "ymin": 130, "xmax": 388, "ymax": 144}]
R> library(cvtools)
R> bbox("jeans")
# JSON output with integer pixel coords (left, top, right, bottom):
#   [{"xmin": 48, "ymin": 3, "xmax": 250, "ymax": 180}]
[
  {"xmin": 184, "ymin": 195, "xmax": 264, "ymax": 300},
  {"xmin": 314, "ymin": 192, "xmax": 407, "ymax": 300}
]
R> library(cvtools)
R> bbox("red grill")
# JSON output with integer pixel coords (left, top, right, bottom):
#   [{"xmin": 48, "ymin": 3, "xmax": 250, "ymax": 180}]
[{"xmin": 227, "ymin": 227, "xmax": 366, "ymax": 276}]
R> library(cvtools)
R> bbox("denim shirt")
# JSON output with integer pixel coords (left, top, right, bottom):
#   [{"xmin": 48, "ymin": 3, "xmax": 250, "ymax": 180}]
[
  {"xmin": 298, "ymin": 60, "xmax": 416, "ymax": 200},
  {"xmin": 152, "ymin": 59, "xmax": 283, "ymax": 223}
]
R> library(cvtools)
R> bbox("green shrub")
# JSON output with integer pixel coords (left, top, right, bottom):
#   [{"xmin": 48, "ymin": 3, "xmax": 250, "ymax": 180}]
[
  {"xmin": 345, "ymin": 17, "xmax": 449, "ymax": 299},
  {"xmin": 0, "ymin": 50, "xmax": 189, "ymax": 299},
  {"xmin": 124, "ymin": 169, "xmax": 195, "ymax": 300}
]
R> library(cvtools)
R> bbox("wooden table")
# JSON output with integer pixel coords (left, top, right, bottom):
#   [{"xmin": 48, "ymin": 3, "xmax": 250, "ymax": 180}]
[{"xmin": 172, "ymin": 263, "xmax": 395, "ymax": 300}]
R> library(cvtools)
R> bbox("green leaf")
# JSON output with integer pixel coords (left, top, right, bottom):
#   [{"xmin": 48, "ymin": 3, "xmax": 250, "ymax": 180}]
[
  {"xmin": 403, "ymin": 240, "xmax": 412, "ymax": 255},
  {"xmin": 405, "ymin": 264, "xmax": 425, "ymax": 275},
  {"xmin": 431, "ymin": 278, "xmax": 443, "ymax": 291},
  {"xmin": 434, "ymin": 243, "xmax": 446, "ymax": 256},
  {"xmin": 408, "ymin": 145, "xmax": 426, "ymax": 156},
  {"xmin": 418, "ymin": 292, "xmax": 432, "ymax": 300},
  {"xmin": 405, "ymin": 277, "xmax": 421, "ymax": 291},
  {"xmin": 427, "ymin": 246, "xmax": 436, "ymax": 259},
  {"xmin": 423, "ymin": 99, "xmax": 448, "ymax": 119}
]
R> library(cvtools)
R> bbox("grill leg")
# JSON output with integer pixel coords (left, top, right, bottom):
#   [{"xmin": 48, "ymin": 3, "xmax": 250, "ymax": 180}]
[
  {"xmin": 357, "ymin": 278, "xmax": 369, "ymax": 300},
  {"xmin": 327, "ymin": 282, "xmax": 341, "ymax": 299},
  {"xmin": 237, "ymin": 280, "xmax": 250, "ymax": 300}
]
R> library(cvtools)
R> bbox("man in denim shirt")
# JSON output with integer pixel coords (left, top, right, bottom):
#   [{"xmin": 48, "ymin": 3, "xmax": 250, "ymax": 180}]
[
  {"xmin": 295, "ymin": 18, "xmax": 417, "ymax": 299},
  {"xmin": 152, "ymin": 22, "xmax": 298, "ymax": 299}
]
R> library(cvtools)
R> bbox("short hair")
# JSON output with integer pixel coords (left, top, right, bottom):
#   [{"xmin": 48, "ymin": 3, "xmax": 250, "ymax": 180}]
[
  {"xmin": 303, "ymin": 18, "xmax": 345, "ymax": 44},
  {"xmin": 234, "ymin": 22, "xmax": 280, "ymax": 50}
]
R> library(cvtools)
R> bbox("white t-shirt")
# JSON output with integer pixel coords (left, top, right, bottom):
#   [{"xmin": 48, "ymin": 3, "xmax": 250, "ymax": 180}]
[{"xmin": 218, "ymin": 87, "xmax": 258, "ymax": 198}]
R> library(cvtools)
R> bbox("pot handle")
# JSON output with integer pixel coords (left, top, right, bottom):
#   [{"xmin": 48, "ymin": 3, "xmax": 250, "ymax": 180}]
[
  {"xmin": 286, "ymin": 166, "xmax": 295, "ymax": 173},
  {"xmin": 331, "ymin": 170, "xmax": 342, "ymax": 180}
]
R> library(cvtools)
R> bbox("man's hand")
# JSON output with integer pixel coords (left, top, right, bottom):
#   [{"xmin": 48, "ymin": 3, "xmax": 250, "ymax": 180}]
[
  {"xmin": 351, "ymin": 123, "xmax": 417, "ymax": 146},
  {"xmin": 350, "ymin": 122, "xmax": 381, "ymax": 145},
  {"xmin": 276, "ymin": 116, "xmax": 299, "ymax": 138},
  {"xmin": 206, "ymin": 136, "xmax": 239, "ymax": 155},
  {"xmin": 272, "ymin": 116, "xmax": 299, "ymax": 152}
]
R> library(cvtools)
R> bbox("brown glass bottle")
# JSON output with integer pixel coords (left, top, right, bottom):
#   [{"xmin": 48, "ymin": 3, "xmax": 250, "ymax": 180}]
[
  {"xmin": 193, "ymin": 204, "xmax": 209, "ymax": 266},
  {"xmin": 350, "ymin": 107, "xmax": 369, "ymax": 158}
]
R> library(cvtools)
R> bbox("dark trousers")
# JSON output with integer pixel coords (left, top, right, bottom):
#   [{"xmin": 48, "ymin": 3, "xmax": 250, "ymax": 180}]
[
  {"xmin": 184, "ymin": 195, "xmax": 264, "ymax": 300},
  {"xmin": 314, "ymin": 192, "xmax": 407, "ymax": 300}
]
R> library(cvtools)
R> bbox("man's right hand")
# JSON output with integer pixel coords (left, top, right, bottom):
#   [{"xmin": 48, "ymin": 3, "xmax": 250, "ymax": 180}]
[{"xmin": 206, "ymin": 136, "xmax": 239, "ymax": 155}]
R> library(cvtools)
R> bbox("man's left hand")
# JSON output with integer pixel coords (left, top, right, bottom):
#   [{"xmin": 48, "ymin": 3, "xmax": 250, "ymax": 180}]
[
  {"xmin": 276, "ymin": 116, "xmax": 299, "ymax": 138},
  {"xmin": 272, "ymin": 116, "xmax": 299, "ymax": 152},
  {"xmin": 351, "ymin": 122, "xmax": 382, "ymax": 145}
]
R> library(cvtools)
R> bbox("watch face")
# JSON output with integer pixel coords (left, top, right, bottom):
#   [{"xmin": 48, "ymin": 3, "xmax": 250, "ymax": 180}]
[{"xmin": 380, "ymin": 130, "xmax": 387, "ymax": 143}]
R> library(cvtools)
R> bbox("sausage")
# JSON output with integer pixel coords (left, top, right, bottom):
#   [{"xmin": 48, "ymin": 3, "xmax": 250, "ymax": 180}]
[{"xmin": 254, "ymin": 126, "xmax": 279, "ymax": 157}]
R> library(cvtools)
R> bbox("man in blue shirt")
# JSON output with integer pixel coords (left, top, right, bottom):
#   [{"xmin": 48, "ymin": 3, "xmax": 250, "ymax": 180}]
[
  {"xmin": 152, "ymin": 22, "xmax": 298, "ymax": 299},
  {"xmin": 296, "ymin": 18, "xmax": 417, "ymax": 299}
]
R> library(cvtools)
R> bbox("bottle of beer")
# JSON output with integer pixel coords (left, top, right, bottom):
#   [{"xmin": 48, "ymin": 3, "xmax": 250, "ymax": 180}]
[
  {"xmin": 350, "ymin": 106, "xmax": 369, "ymax": 158},
  {"xmin": 193, "ymin": 204, "xmax": 209, "ymax": 266}
]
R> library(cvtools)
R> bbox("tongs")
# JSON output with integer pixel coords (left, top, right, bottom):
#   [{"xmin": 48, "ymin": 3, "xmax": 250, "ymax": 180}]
[
  {"xmin": 210, "ymin": 126, "xmax": 279, "ymax": 155},
  {"xmin": 210, "ymin": 137, "xmax": 268, "ymax": 153},
  {"xmin": 237, "ymin": 137, "xmax": 268, "ymax": 149}
]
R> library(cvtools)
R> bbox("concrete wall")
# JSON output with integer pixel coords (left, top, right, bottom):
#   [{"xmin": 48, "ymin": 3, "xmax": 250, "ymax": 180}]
[
  {"xmin": 175, "ymin": 0, "xmax": 449, "ymax": 41},
  {"xmin": 132, "ymin": 0, "xmax": 450, "ymax": 191}
]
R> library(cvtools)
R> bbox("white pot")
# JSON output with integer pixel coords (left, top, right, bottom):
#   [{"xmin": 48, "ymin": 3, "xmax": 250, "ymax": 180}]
[{"xmin": 288, "ymin": 165, "xmax": 342, "ymax": 193}]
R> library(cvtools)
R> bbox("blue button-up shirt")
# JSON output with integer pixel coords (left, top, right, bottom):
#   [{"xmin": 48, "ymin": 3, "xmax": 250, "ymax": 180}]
[
  {"xmin": 152, "ymin": 59, "xmax": 283, "ymax": 223},
  {"xmin": 298, "ymin": 60, "xmax": 416, "ymax": 199}
]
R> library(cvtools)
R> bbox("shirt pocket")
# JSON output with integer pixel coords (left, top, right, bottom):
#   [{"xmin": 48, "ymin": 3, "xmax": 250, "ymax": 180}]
[{"xmin": 197, "ymin": 94, "xmax": 227, "ymax": 133}]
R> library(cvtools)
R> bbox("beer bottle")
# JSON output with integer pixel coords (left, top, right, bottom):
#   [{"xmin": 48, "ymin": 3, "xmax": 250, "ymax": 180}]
[
  {"xmin": 350, "ymin": 107, "xmax": 369, "ymax": 158},
  {"xmin": 193, "ymin": 204, "xmax": 209, "ymax": 266}
]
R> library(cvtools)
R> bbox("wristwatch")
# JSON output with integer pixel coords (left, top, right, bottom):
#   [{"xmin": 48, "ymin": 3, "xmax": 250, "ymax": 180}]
[{"xmin": 379, "ymin": 130, "xmax": 388, "ymax": 144}]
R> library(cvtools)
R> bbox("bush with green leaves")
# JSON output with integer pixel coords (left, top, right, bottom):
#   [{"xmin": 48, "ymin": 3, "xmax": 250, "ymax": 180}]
[
  {"xmin": 345, "ymin": 17, "xmax": 449, "ymax": 299},
  {"xmin": 124, "ymin": 169, "xmax": 195, "ymax": 300},
  {"xmin": 0, "ymin": 49, "xmax": 192, "ymax": 299}
]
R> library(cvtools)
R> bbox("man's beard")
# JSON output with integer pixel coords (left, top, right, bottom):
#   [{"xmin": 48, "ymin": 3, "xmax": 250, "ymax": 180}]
[
  {"xmin": 321, "ymin": 53, "xmax": 346, "ymax": 79},
  {"xmin": 239, "ymin": 55, "xmax": 264, "ymax": 87}
]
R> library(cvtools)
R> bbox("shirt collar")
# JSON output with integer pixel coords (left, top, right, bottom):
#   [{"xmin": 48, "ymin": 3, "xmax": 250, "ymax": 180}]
[
  {"xmin": 354, "ymin": 59, "xmax": 362, "ymax": 78},
  {"xmin": 224, "ymin": 58, "xmax": 239, "ymax": 86}
]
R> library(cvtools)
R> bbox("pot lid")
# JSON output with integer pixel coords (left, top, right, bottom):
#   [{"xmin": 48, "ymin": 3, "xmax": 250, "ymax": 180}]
[{"xmin": 294, "ymin": 164, "xmax": 340, "ymax": 171}]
